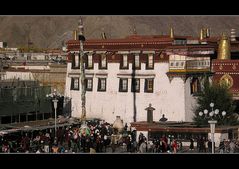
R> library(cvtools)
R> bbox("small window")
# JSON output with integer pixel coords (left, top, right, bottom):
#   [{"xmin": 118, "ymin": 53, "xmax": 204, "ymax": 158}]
[
  {"xmin": 71, "ymin": 78, "xmax": 79, "ymax": 90},
  {"xmin": 175, "ymin": 62, "xmax": 179, "ymax": 67},
  {"xmin": 131, "ymin": 78, "xmax": 140, "ymax": 92},
  {"xmin": 170, "ymin": 62, "xmax": 174, "ymax": 66},
  {"xmin": 190, "ymin": 78, "xmax": 201, "ymax": 95},
  {"xmin": 120, "ymin": 54, "xmax": 128, "ymax": 69},
  {"xmin": 133, "ymin": 54, "xmax": 140, "ymax": 69},
  {"xmin": 99, "ymin": 54, "xmax": 107, "ymax": 69},
  {"xmin": 119, "ymin": 78, "xmax": 128, "ymax": 92},
  {"xmin": 98, "ymin": 78, "xmax": 106, "ymax": 91},
  {"xmin": 181, "ymin": 62, "xmax": 184, "ymax": 67},
  {"xmin": 71, "ymin": 53, "xmax": 80, "ymax": 69},
  {"xmin": 85, "ymin": 78, "xmax": 93, "ymax": 91},
  {"xmin": 86, "ymin": 54, "xmax": 93, "ymax": 69},
  {"xmin": 144, "ymin": 78, "xmax": 154, "ymax": 93},
  {"xmin": 146, "ymin": 54, "xmax": 154, "ymax": 69}
]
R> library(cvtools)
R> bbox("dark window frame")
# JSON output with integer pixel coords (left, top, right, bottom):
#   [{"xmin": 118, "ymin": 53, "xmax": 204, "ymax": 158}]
[
  {"xmin": 131, "ymin": 78, "xmax": 140, "ymax": 93},
  {"xmin": 99, "ymin": 54, "xmax": 107, "ymax": 70},
  {"xmin": 70, "ymin": 77, "xmax": 79, "ymax": 90},
  {"xmin": 86, "ymin": 54, "xmax": 94, "ymax": 69},
  {"xmin": 144, "ymin": 78, "xmax": 154, "ymax": 93},
  {"xmin": 119, "ymin": 78, "xmax": 128, "ymax": 92},
  {"xmin": 120, "ymin": 54, "xmax": 129, "ymax": 69},
  {"xmin": 71, "ymin": 53, "xmax": 80, "ymax": 69},
  {"xmin": 190, "ymin": 78, "xmax": 201, "ymax": 95},
  {"xmin": 133, "ymin": 54, "xmax": 141, "ymax": 70},
  {"xmin": 97, "ymin": 78, "xmax": 107, "ymax": 92},
  {"xmin": 146, "ymin": 54, "xmax": 154, "ymax": 69},
  {"xmin": 85, "ymin": 78, "xmax": 93, "ymax": 91}
]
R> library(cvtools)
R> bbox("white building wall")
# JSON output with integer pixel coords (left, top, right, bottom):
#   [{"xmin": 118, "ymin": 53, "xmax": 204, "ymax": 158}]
[
  {"xmin": 65, "ymin": 60, "xmax": 191, "ymax": 124},
  {"xmin": 185, "ymin": 79, "xmax": 197, "ymax": 122},
  {"xmin": 208, "ymin": 133, "xmax": 228, "ymax": 147},
  {"xmin": 5, "ymin": 71, "xmax": 34, "ymax": 80},
  {"xmin": 11, "ymin": 65, "xmax": 49, "ymax": 70}
]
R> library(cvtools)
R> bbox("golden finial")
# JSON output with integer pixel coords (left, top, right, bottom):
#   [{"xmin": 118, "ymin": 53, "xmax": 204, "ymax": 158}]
[
  {"xmin": 218, "ymin": 32, "xmax": 231, "ymax": 60},
  {"xmin": 203, "ymin": 28, "xmax": 207, "ymax": 38},
  {"xmin": 206, "ymin": 28, "xmax": 210, "ymax": 38},
  {"xmin": 200, "ymin": 28, "xmax": 204, "ymax": 40},
  {"xmin": 72, "ymin": 30, "xmax": 78, "ymax": 40},
  {"xmin": 170, "ymin": 27, "xmax": 174, "ymax": 38},
  {"xmin": 101, "ymin": 32, "xmax": 107, "ymax": 39},
  {"xmin": 101, "ymin": 28, "xmax": 107, "ymax": 39},
  {"xmin": 133, "ymin": 25, "xmax": 137, "ymax": 35}
]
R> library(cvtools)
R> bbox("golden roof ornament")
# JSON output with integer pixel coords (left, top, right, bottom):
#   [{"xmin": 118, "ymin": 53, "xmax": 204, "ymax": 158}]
[
  {"xmin": 200, "ymin": 28, "xmax": 204, "ymax": 40},
  {"xmin": 217, "ymin": 32, "xmax": 231, "ymax": 60},
  {"xmin": 101, "ymin": 28, "xmax": 107, "ymax": 39},
  {"xmin": 170, "ymin": 27, "xmax": 174, "ymax": 38},
  {"xmin": 206, "ymin": 28, "xmax": 210, "ymax": 38},
  {"xmin": 101, "ymin": 32, "xmax": 107, "ymax": 39},
  {"xmin": 133, "ymin": 25, "xmax": 137, "ymax": 35},
  {"xmin": 72, "ymin": 30, "xmax": 78, "ymax": 40}
]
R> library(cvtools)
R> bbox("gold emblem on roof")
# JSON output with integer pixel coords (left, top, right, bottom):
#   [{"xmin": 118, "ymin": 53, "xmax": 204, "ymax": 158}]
[{"xmin": 220, "ymin": 74, "xmax": 233, "ymax": 89}]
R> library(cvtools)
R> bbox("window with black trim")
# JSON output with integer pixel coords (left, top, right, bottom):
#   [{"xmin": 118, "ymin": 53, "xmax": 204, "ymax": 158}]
[
  {"xmin": 99, "ymin": 54, "xmax": 107, "ymax": 69},
  {"xmin": 190, "ymin": 78, "xmax": 201, "ymax": 95},
  {"xmin": 133, "ymin": 54, "xmax": 140, "ymax": 69},
  {"xmin": 146, "ymin": 54, "xmax": 154, "ymax": 69},
  {"xmin": 98, "ymin": 78, "xmax": 106, "ymax": 91},
  {"xmin": 86, "ymin": 54, "xmax": 93, "ymax": 69},
  {"xmin": 71, "ymin": 77, "xmax": 79, "ymax": 90},
  {"xmin": 85, "ymin": 78, "xmax": 93, "ymax": 91},
  {"xmin": 144, "ymin": 78, "xmax": 154, "ymax": 93},
  {"xmin": 71, "ymin": 53, "xmax": 80, "ymax": 69},
  {"xmin": 120, "ymin": 54, "xmax": 128, "ymax": 69},
  {"xmin": 119, "ymin": 78, "xmax": 128, "ymax": 92},
  {"xmin": 131, "ymin": 78, "xmax": 140, "ymax": 92}
]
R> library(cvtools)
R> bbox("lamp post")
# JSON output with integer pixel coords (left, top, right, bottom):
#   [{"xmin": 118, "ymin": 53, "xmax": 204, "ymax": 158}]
[
  {"xmin": 199, "ymin": 102, "xmax": 226, "ymax": 154},
  {"xmin": 52, "ymin": 98, "xmax": 58, "ymax": 139},
  {"xmin": 46, "ymin": 89, "xmax": 60, "ymax": 140}
]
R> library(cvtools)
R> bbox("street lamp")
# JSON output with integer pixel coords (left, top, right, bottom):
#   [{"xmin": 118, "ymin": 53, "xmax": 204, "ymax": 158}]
[
  {"xmin": 46, "ymin": 89, "xmax": 60, "ymax": 141},
  {"xmin": 199, "ymin": 102, "xmax": 226, "ymax": 154}
]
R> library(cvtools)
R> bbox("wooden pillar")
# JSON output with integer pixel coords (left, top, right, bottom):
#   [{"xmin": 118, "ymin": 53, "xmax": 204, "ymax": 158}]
[
  {"xmin": 26, "ymin": 114, "xmax": 28, "ymax": 122},
  {"xmin": 19, "ymin": 114, "xmax": 20, "ymax": 123},
  {"xmin": 11, "ymin": 114, "xmax": 12, "ymax": 124}
]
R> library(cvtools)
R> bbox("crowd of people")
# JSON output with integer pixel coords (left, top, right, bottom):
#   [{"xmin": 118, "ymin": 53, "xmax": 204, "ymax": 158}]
[
  {"xmin": 1, "ymin": 120, "xmax": 239, "ymax": 153},
  {"xmin": 0, "ymin": 120, "xmax": 137, "ymax": 153}
]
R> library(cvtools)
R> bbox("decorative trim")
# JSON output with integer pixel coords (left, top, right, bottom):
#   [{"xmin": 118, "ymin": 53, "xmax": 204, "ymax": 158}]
[
  {"xmin": 142, "ymin": 51, "xmax": 156, "ymax": 54},
  {"xmin": 96, "ymin": 51, "xmax": 107, "ymax": 54},
  {"xmin": 117, "ymin": 51, "xmax": 130, "ymax": 54},
  {"xmin": 130, "ymin": 50, "xmax": 141, "ymax": 54},
  {"xmin": 215, "ymin": 72, "xmax": 239, "ymax": 74},
  {"xmin": 117, "ymin": 73, "xmax": 155, "ymax": 79},
  {"xmin": 95, "ymin": 73, "xmax": 108, "ymax": 78},
  {"xmin": 68, "ymin": 73, "xmax": 94, "ymax": 77}
]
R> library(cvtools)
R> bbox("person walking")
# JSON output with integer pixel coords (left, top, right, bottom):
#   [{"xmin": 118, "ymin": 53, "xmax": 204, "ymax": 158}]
[
  {"xmin": 111, "ymin": 133, "xmax": 117, "ymax": 153},
  {"xmin": 189, "ymin": 138, "xmax": 194, "ymax": 151},
  {"xmin": 207, "ymin": 139, "xmax": 212, "ymax": 153},
  {"xmin": 219, "ymin": 140, "xmax": 225, "ymax": 154},
  {"xmin": 172, "ymin": 139, "xmax": 178, "ymax": 154}
]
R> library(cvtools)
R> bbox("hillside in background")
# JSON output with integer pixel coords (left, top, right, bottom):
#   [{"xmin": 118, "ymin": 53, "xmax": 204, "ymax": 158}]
[{"xmin": 0, "ymin": 16, "xmax": 239, "ymax": 49}]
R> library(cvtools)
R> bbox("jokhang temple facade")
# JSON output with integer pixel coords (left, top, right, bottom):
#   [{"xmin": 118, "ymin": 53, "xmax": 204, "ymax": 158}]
[{"xmin": 65, "ymin": 27, "xmax": 239, "ymax": 125}]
